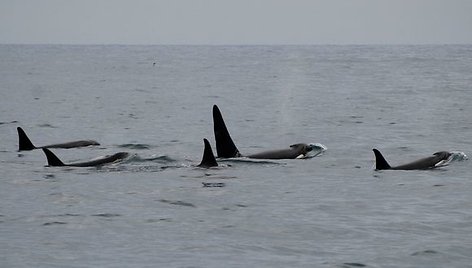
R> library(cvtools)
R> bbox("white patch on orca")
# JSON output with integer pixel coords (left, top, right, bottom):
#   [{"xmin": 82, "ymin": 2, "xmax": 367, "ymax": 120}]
[{"xmin": 303, "ymin": 143, "xmax": 327, "ymax": 159}]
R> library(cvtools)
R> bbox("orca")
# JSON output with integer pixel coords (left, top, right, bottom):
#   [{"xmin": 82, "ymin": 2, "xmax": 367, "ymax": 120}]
[
  {"xmin": 245, "ymin": 143, "xmax": 316, "ymax": 159},
  {"xmin": 213, "ymin": 105, "xmax": 241, "ymax": 158},
  {"xmin": 17, "ymin": 127, "xmax": 100, "ymax": 151},
  {"xmin": 373, "ymin": 148, "xmax": 451, "ymax": 170},
  {"xmin": 42, "ymin": 148, "xmax": 129, "ymax": 167},
  {"xmin": 197, "ymin": 138, "xmax": 218, "ymax": 168},
  {"xmin": 212, "ymin": 105, "xmax": 325, "ymax": 159}
]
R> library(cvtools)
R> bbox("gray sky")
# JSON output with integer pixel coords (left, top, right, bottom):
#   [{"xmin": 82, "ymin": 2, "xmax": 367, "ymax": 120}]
[{"xmin": 1, "ymin": 0, "xmax": 471, "ymax": 45}]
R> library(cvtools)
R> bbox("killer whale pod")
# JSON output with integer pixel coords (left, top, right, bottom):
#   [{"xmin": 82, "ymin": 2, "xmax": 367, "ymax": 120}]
[{"xmin": 16, "ymin": 109, "xmax": 464, "ymax": 171}]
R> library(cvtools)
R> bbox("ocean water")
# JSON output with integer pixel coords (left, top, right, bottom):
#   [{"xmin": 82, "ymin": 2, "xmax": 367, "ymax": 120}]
[{"xmin": 1, "ymin": 45, "xmax": 471, "ymax": 268}]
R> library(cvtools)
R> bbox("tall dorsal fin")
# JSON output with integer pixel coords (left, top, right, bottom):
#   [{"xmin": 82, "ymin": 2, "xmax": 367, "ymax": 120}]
[
  {"xmin": 17, "ymin": 127, "xmax": 36, "ymax": 151},
  {"xmin": 198, "ymin": 139, "xmax": 218, "ymax": 168},
  {"xmin": 373, "ymin": 149, "xmax": 391, "ymax": 170},
  {"xmin": 213, "ymin": 105, "xmax": 240, "ymax": 158},
  {"xmin": 42, "ymin": 148, "xmax": 66, "ymax": 166}
]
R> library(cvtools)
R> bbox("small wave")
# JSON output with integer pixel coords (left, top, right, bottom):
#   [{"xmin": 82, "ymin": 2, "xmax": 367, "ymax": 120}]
[
  {"xmin": 56, "ymin": 213, "xmax": 82, "ymax": 217},
  {"xmin": 202, "ymin": 182, "xmax": 226, "ymax": 187},
  {"xmin": 411, "ymin": 249, "xmax": 439, "ymax": 256},
  {"xmin": 43, "ymin": 174, "xmax": 56, "ymax": 180},
  {"xmin": 145, "ymin": 218, "xmax": 172, "ymax": 223},
  {"xmin": 117, "ymin": 143, "xmax": 154, "ymax": 150},
  {"xmin": 339, "ymin": 263, "xmax": 367, "ymax": 268},
  {"xmin": 43, "ymin": 221, "xmax": 67, "ymax": 226},
  {"xmin": 0, "ymin": 120, "xmax": 18, "ymax": 125},
  {"xmin": 103, "ymin": 162, "xmax": 187, "ymax": 173},
  {"xmin": 92, "ymin": 213, "xmax": 122, "ymax": 218},
  {"xmin": 159, "ymin": 199, "xmax": 196, "ymax": 207},
  {"xmin": 128, "ymin": 154, "xmax": 177, "ymax": 163},
  {"xmin": 37, "ymin": 123, "xmax": 56, "ymax": 128}
]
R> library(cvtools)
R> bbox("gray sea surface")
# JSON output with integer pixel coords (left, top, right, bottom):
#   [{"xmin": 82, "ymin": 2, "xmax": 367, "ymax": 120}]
[{"xmin": 1, "ymin": 45, "xmax": 471, "ymax": 268}]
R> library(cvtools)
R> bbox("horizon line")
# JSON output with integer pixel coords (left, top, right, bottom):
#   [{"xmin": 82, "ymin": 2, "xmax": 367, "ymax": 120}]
[{"xmin": 1, "ymin": 42, "xmax": 471, "ymax": 46}]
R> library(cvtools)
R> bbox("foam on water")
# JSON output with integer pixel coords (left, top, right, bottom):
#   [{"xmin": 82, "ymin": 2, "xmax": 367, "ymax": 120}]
[{"xmin": 435, "ymin": 151, "xmax": 468, "ymax": 168}]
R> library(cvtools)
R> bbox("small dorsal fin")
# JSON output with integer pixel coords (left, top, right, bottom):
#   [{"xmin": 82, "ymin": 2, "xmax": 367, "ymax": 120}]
[
  {"xmin": 373, "ymin": 149, "xmax": 392, "ymax": 170},
  {"xmin": 17, "ymin": 127, "xmax": 36, "ymax": 151},
  {"xmin": 42, "ymin": 148, "xmax": 66, "ymax": 166},
  {"xmin": 213, "ymin": 105, "xmax": 240, "ymax": 158},
  {"xmin": 198, "ymin": 139, "xmax": 218, "ymax": 168}
]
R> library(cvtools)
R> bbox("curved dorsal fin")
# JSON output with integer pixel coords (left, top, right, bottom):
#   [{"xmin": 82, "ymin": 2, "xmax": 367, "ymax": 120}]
[
  {"xmin": 42, "ymin": 148, "xmax": 66, "ymax": 166},
  {"xmin": 17, "ymin": 127, "xmax": 36, "ymax": 151},
  {"xmin": 373, "ymin": 149, "xmax": 392, "ymax": 170},
  {"xmin": 198, "ymin": 139, "xmax": 218, "ymax": 168},
  {"xmin": 213, "ymin": 105, "xmax": 240, "ymax": 158}
]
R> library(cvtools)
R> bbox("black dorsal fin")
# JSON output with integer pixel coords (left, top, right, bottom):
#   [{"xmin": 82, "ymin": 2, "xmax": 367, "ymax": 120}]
[
  {"xmin": 373, "ymin": 149, "xmax": 391, "ymax": 170},
  {"xmin": 17, "ymin": 127, "xmax": 36, "ymax": 151},
  {"xmin": 198, "ymin": 139, "xmax": 218, "ymax": 168},
  {"xmin": 42, "ymin": 148, "xmax": 66, "ymax": 166},
  {"xmin": 212, "ymin": 105, "xmax": 240, "ymax": 158}
]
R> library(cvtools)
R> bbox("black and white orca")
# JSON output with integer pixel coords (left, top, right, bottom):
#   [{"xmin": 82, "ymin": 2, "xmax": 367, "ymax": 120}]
[
  {"xmin": 198, "ymin": 138, "xmax": 218, "ymax": 168},
  {"xmin": 212, "ymin": 105, "xmax": 325, "ymax": 159},
  {"xmin": 42, "ymin": 148, "xmax": 128, "ymax": 167},
  {"xmin": 373, "ymin": 148, "xmax": 451, "ymax": 170},
  {"xmin": 17, "ymin": 127, "xmax": 99, "ymax": 151}
]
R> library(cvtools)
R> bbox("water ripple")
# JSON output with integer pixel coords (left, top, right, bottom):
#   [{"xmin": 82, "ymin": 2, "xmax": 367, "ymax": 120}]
[
  {"xmin": 339, "ymin": 263, "xmax": 367, "ymax": 268},
  {"xmin": 43, "ymin": 221, "xmax": 67, "ymax": 226},
  {"xmin": 92, "ymin": 213, "xmax": 122, "ymax": 218},
  {"xmin": 411, "ymin": 249, "xmax": 439, "ymax": 256},
  {"xmin": 117, "ymin": 143, "xmax": 154, "ymax": 150},
  {"xmin": 159, "ymin": 199, "xmax": 196, "ymax": 208}
]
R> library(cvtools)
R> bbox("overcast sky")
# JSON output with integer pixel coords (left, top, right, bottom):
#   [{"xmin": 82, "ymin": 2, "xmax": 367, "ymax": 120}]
[{"xmin": 1, "ymin": 0, "xmax": 471, "ymax": 45}]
